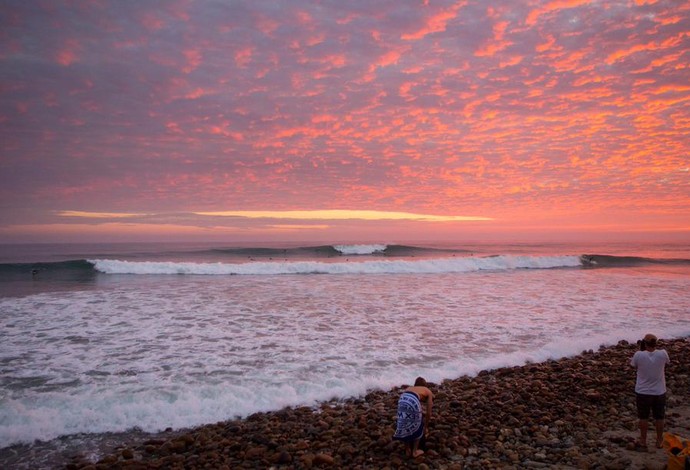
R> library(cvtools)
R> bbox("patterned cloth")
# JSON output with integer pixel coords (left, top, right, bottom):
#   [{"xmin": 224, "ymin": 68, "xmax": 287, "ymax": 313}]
[{"xmin": 393, "ymin": 391, "xmax": 424, "ymax": 442}]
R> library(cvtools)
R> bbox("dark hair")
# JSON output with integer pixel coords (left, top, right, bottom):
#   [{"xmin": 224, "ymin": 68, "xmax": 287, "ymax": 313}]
[
  {"xmin": 414, "ymin": 377, "xmax": 427, "ymax": 387},
  {"xmin": 643, "ymin": 334, "xmax": 658, "ymax": 349}
]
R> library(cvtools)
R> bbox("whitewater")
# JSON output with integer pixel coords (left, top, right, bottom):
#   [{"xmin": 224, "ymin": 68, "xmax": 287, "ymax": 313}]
[
  {"xmin": 1, "ymin": 241, "xmax": 689, "ymax": 467},
  {"xmin": 89, "ymin": 254, "xmax": 582, "ymax": 275}
]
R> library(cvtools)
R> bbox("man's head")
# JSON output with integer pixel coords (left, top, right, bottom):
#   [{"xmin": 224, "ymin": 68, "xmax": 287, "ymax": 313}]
[
  {"xmin": 414, "ymin": 377, "xmax": 427, "ymax": 387},
  {"xmin": 643, "ymin": 333, "xmax": 658, "ymax": 349}
]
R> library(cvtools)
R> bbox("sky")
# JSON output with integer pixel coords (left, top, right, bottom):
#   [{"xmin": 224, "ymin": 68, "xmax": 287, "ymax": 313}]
[{"xmin": 1, "ymin": 0, "xmax": 689, "ymax": 244}]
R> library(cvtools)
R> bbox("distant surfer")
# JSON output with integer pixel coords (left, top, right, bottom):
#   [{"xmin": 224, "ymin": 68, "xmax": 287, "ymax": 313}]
[
  {"xmin": 393, "ymin": 377, "xmax": 434, "ymax": 458},
  {"xmin": 31, "ymin": 268, "xmax": 39, "ymax": 278},
  {"xmin": 580, "ymin": 255, "xmax": 597, "ymax": 266}
]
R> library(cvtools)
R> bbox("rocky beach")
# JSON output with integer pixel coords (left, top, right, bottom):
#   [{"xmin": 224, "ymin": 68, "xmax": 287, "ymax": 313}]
[{"xmin": 36, "ymin": 337, "xmax": 690, "ymax": 469}]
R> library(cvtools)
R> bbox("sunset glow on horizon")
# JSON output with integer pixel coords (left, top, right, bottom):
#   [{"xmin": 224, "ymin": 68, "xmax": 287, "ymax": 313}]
[
  {"xmin": 1, "ymin": 1, "xmax": 689, "ymax": 243},
  {"xmin": 193, "ymin": 210, "xmax": 492, "ymax": 222}
]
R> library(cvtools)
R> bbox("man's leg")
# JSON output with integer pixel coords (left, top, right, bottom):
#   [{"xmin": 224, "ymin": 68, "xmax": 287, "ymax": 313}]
[
  {"xmin": 411, "ymin": 438, "xmax": 424, "ymax": 457},
  {"xmin": 404, "ymin": 442, "xmax": 412, "ymax": 457},
  {"xmin": 636, "ymin": 393, "xmax": 651, "ymax": 448},
  {"xmin": 639, "ymin": 419, "xmax": 648, "ymax": 446},
  {"xmin": 652, "ymin": 394, "xmax": 667, "ymax": 448},
  {"xmin": 654, "ymin": 419, "xmax": 664, "ymax": 448}
]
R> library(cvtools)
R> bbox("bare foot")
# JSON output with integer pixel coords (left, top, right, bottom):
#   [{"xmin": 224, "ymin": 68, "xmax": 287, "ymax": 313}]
[
  {"xmin": 656, "ymin": 438, "xmax": 663, "ymax": 449},
  {"xmin": 413, "ymin": 449, "xmax": 424, "ymax": 458}
]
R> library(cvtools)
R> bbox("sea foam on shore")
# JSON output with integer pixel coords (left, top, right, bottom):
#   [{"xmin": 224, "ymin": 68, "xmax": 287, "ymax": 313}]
[{"xmin": 50, "ymin": 336, "xmax": 690, "ymax": 470}]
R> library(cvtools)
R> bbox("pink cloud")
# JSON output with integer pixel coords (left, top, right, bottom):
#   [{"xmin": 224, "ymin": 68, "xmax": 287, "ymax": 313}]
[
  {"xmin": 182, "ymin": 49, "xmax": 203, "ymax": 73},
  {"xmin": 402, "ymin": 2, "xmax": 465, "ymax": 40},
  {"xmin": 525, "ymin": 0, "xmax": 593, "ymax": 27},
  {"xmin": 55, "ymin": 38, "xmax": 81, "ymax": 66}
]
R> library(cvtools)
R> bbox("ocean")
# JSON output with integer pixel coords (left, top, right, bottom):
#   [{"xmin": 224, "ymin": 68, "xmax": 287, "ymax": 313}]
[{"xmin": 1, "ymin": 241, "xmax": 689, "ymax": 468}]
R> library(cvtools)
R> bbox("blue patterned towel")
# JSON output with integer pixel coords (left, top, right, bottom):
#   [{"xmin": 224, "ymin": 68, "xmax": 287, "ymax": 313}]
[{"xmin": 393, "ymin": 391, "xmax": 424, "ymax": 442}]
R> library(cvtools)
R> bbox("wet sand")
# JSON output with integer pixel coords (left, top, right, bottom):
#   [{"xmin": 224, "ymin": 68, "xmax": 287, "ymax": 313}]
[{"xmin": 58, "ymin": 337, "xmax": 690, "ymax": 469}]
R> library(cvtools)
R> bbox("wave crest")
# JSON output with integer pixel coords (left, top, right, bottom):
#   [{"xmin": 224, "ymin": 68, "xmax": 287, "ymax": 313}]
[
  {"xmin": 89, "ymin": 255, "xmax": 583, "ymax": 276},
  {"xmin": 332, "ymin": 244, "xmax": 388, "ymax": 255}
]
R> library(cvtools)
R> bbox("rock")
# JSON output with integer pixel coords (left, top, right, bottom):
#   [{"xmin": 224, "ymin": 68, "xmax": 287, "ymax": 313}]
[
  {"xmin": 143, "ymin": 439, "xmax": 164, "ymax": 446},
  {"xmin": 97, "ymin": 455, "xmax": 118, "ymax": 465},
  {"xmin": 272, "ymin": 450, "xmax": 292, "ymax": 464},
  {"xmin": 522, "ymin": 460, "xmax": 549, "ymax": 468},
  {"xmin": 337, "ymin": 444, "xmax": 356, "ymax": 457},
  {"xmin": 300, "ymin": 453, "xmax": 314, "ymax": 468},
  {"xmin": 243, "ymin": 445, "xmax": 267, "ymax": 460},
  {"xmin": 313, "ymin": 453, "xmax": 335, "ymax": 466}
]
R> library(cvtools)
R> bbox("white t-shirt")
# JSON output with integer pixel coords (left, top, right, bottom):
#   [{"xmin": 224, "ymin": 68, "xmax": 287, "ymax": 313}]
[{"xmin": 631, "ymin": 349, "xmax": 670, "ymax": 395}]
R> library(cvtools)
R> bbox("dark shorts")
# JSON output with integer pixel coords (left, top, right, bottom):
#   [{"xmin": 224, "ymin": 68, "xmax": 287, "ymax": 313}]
[{"xmin": 636, "ymin": 393, "xmax": 666, "ymax": 420}]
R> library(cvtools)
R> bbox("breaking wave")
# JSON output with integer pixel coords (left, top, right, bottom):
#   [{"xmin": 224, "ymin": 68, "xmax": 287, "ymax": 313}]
[
  {"xmin": 89, "ymin": 255, "xmax": 582, "ymax": 275},
  {"xmin": 3, "ymin": 252, "xmax": 688, "ymax": 281}
]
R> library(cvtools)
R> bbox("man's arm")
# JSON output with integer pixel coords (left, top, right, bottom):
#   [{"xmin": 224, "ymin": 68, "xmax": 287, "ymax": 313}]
[
  {"xmin": 425, "ymin": 390, "xmax": 433, "ymax": 422},
  {"xmin": 630, "ymin": 351, "xmax": 639, "ymax": 368}
]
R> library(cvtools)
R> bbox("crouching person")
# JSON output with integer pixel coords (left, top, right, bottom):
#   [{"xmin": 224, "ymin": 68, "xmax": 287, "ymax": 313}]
[{"xmin": 393, "ymin": 377, "xmax": 433, "ymax": 458}]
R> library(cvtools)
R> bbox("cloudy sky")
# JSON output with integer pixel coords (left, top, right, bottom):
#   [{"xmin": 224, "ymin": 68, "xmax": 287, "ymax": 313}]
[{"xmin": 1, "ymin": 0, "xmax": 688, "ymax": 243}]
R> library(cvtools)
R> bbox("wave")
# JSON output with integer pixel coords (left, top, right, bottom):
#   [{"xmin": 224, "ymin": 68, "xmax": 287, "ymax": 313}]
[
  {"xmin": 0, "ymin": 260, "xmax": 97, "ymax": 282},
  {"xmin": 332, "ymin": 244, "xmax": 388, "ymax": 255},
  {"xmin": 89, "ymin": 255, "xmax": 583, "ymax": 275},
  {"xmin": 580, "ymin": 254, "xmax": 690, "ymax": 268},
  {"xmin": 205, "ymin": 244, "xmax": 466, "ymax": 258},
  {"xmin": 3, "ymin": 253, "xmax": 688, "ymax": 281},
  {"xmin": 210, "ymin": 245, "xmax": 339, "ymax": 257}
]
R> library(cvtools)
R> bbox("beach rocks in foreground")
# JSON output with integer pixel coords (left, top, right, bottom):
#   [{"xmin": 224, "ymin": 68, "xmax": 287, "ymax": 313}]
[{"xmin": 66, "ymin": 337, "xmax": 690, "ymax": 469}]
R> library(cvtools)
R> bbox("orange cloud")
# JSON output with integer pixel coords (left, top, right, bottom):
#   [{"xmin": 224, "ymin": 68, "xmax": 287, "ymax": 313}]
[
  {"xmin": 476, "ymin": 16, "xmax": 513, "ymax": 58},
  {"xmin": 55, "ymin": 39, "xmax": 81, "ymax": 66},
  {"xmin": 525, "ymin": 0, "xmax": 592, "ymax": 26},
  {"xmin": 234, "ymin": 47, "xmax": 253, "ymax": 67},
  {"xmin": 182, "ymin": 49, "xmax": 203, "ymax": 73},
  {"xmin": 402, "ymin": 2, "xmax": 465, "ymax": 40}
]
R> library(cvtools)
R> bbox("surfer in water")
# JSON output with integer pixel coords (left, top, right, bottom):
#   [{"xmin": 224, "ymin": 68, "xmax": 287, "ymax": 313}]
[{"xmin": 393, "ymin": 377, "xmax": 434, "ymax": 458}]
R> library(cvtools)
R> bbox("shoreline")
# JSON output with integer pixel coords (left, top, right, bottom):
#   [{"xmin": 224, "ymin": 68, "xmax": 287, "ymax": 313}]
[{"xmin": 7, "ymin": 337, "xmax": 690, "ymax": 469}]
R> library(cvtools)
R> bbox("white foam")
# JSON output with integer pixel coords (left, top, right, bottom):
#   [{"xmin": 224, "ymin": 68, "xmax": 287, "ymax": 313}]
[
  {"xmin": 332, "ymin": 244, "xmax": 388, "ymax": 255},
  {"xmin": 89, "ymin": 254, "xmax": 582, "ymax": 276}
]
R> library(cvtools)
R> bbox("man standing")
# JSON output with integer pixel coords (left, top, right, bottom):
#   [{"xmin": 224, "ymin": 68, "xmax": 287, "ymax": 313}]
[
  {"xmin": 630, "ymin": 334, "xmax": 670, "ymax": 450},
  {"xmin": 393, "ymin": 377, "xmax": 434, "ymax": 458}
]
